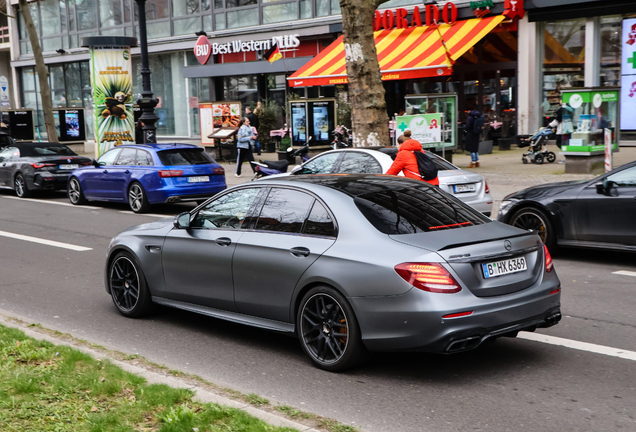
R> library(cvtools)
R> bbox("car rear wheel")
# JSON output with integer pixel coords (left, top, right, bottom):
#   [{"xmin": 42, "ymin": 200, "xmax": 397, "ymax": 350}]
[
  {"xmin": 297, "ymin": 286, "xmax": 368, "ymax": 372},
  {"xmin": 68, "ymin": 177, "xmax": 87, "ymax": 205},
  {"xmin": 128, "ymin": 182, "xmax": 151, "ymax": 213},
  {"xmin": 109, "ymin": 252, "xmax": 152, "ymax": 318},
  {"xmin": 509, "ymin": 207, "xmax": 555, "ymax": 251},
  {"xmin": 14, "ymin": 173, "xmax": 32, "ymax": 198}
]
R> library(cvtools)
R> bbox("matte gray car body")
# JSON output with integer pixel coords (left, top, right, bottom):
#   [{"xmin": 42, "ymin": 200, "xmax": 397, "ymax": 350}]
[{"xmin": 105, "ymin": 175, "xmax": 561, "ymax": 369}]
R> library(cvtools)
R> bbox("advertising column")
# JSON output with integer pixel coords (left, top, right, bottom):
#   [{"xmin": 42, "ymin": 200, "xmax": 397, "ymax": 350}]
[
  {"xmin": 82, "ymin": 37, "xmax": 138, "ymax": 157},
  {"xmin": 621, "ymin": 19, "xmax": 636, "ymax": 130}
]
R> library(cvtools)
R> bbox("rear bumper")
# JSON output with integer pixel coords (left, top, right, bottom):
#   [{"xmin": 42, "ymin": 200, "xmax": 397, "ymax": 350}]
[
  {"xmin": 350, "ymin": 273, "xmax": 561, "ymax": 353},
  {"xmin": 146, "ymin": 179, "xmax": 227, "ymax": 204},
  {"xmin": 28, "ymin": 172, "xmax": 70, "ymax": 190}
]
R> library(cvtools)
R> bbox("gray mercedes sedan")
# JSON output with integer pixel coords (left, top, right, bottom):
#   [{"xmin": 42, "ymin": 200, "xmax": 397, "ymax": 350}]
[{"xmin": 105, "ymin": 175, "xmax": 561, "ymax": 371}]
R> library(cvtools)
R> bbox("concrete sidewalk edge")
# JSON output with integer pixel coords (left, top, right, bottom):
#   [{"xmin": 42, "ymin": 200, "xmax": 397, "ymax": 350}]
[{"xmin": 0, "ymin": 312, "xmax": 372, "ymax": 432}]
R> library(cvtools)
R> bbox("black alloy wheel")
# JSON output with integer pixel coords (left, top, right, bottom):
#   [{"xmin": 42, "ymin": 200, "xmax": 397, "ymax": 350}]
[
  {"xmin": 546, "ymin": 152, "xmax": 556, "ymax": 163},
  {"xmin": 509, "ymin": 207, "xmax": 555, "ymax": 251},
  {"xmin": 68, "ymin": 177, "xmax": 87, "ymax": 205},
  {"xmin": 14, "ymin": 173, "xmax": 32, "ymax": 198},
  {"xmin": 128, "ymin": 182, "xmax": 151, "ymax": 213},
  {"xmin": 298, "ymin": 287, "xmax": 367, "ymax": 371},
  {"xmin": 109, "ymin": 252, "xmax": 152, "ymax": 317}
]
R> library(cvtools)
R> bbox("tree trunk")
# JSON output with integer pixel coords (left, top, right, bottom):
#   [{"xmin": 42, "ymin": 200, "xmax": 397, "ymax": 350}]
[
  {"xmin": 18, "ymin": 0, "xmax": 57, "ymax": 142},
  {"xmin": 340, "ymin": 0, "xmax": 390, "ymax": 147}
]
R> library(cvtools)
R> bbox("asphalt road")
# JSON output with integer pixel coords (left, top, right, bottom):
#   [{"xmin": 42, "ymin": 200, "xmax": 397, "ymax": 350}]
[{"xmin": 1, "ymin": 188, "xmax": 635, "ymax": 432}]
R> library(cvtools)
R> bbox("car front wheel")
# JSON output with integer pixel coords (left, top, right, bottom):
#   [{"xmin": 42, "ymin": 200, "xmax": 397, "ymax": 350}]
[
  {"xmin": 509, "ymin": 207, "xmax": 555, "ymax": 251},
  {"xmin": 68, "ymin": 177, "xmax": 87, "ymax": 205},
  {"xmin": 297, "ymin": 286, "xmax": 367, "ymax": 372},
  {"xmin": 108, "ymin": 251, "xmax": 152, "ymax": 317}
]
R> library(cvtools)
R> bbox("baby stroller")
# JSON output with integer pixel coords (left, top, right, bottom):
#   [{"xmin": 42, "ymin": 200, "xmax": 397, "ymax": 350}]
[{"xmin": 519, "ymin": 127, "xmax": 556, "ymax": 164}]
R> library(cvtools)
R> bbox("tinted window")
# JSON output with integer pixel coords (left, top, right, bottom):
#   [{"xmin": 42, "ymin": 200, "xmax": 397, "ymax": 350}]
[
  {"xmin": 158, "ymin": 148, "xmax": 214, "ymax": 166},
  {"xmin": 98, "ymin": 148, "xmax": 121, "ymax": 166},
  {"xmin": 607, "ymin": 166, "xmax": 636, "ymax": 187},
  {"xmin": 304, "ymin": 201, "xmax": 337, "ymax": 237},
  {"xmin": 116, "ymin": 148, "xmax": 137, "ymax": 165},
  {"xmin": 354, "ymin": 185, "xmax": 490, "ymax": 234},
  {"xmin": 192, "ymin": 188, "xmax": 260, "ymax": 229},
  {"xmin": 298, "ymin": 152, "xmax": 339, "ymax": 175},
  {"xmin": 29, "ymin": 145, "xmax": 76, "ymax": 156},
  {"xmin": 338, "ymin": 152, "xmax": 382, "ymax": 174},
  {"xmin": 0, "ymin": 147, "xmax": 19, "ymax": 159},
  {"xmin": 255, "ymin": 188, "xmax": 314, "ymax": 233},
  {"xmin": 137, "ymin": 150, "xmax": 154, "ymax": 166}
]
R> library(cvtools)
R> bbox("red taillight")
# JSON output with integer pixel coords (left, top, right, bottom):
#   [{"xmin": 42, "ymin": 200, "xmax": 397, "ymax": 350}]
[
  {"xmin": 394, "ymin": 262, "xmax": 462, "ymax": 293},
  {"xmin": 544, "ymin": 244, "xmax": 553, "ymax": 272},
  {"xmin": 550, "ymin": 288, "xmax": 560, "ymax": 295},
  {"xmin": 484, "ymin": 181, "xmax": 490, "ymax": 194},
  {"xmin": 213, "ymin": 167, "xmax": 225, "ymax": 175},
  {"xmin": 442, "ymin": 311, "xmax": 473, "ymax": 319},
  {"xmin": 158, "ymin": 170, "xmax": 183, "ymax": 178},
  {"xmin": 31, "ymin": 163, "xmax": 56, "ymax": 169}
]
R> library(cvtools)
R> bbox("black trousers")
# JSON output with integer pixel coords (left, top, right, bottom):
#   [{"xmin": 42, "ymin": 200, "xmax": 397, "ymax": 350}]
[{"xmin": 235, "ymin": 147, "xmax": 255, "ymax": 175}]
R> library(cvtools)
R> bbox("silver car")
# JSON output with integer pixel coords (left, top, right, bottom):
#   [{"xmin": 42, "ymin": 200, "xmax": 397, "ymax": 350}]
[
  {"xmin": 268, "ymin": 148, "xmax": 493, "ymax": 215},
  {"xmin": 105, "ymin": 175, "xmax": 561, "ymax": 371}
]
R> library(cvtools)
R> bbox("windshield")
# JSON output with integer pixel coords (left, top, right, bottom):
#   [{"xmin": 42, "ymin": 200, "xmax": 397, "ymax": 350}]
[
  {"xmin": 354, "ymin": 185, "xmax": 490, "ymax": 234},
  {"xmin": 158, "ymin": 148, "xmax": 215, "ymax": 166}
]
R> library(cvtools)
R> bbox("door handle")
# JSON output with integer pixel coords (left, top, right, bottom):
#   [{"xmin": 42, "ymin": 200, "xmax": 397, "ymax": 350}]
[
  {"xmin": 290, "ymin": 247, "xmax": 310, "ymax": 257},
  {"xmin": 215, "ymin": 237, "xmax": 232, "ymax": 246},
  {"xmin": 125, "ymin": 170, "xmax": 130, "ymax": 174},
  {"xmin": 103, "ymin": 170, "xmax": 108, "ymax": 173}
]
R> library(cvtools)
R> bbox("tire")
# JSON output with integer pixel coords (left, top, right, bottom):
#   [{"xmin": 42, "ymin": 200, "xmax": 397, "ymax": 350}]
[
  {"xmin": 68, "ymin": 177, "xmax": 87, "ymax": 205},
  {"xmin": 546, "ymin": 152, "xmax": 556, "ymax": 163},
  {"xmin": 534, "ymin": 153, "xmax": 544, "ymax": 165},
  {"xmin": 14, "ymin": 173, "xmax": 32, "ymax": 198},
  {"xmin": 509, "ymin": 207, "xmax": 556, "ymax": 251},
  {"xmin": 108, "ymin": 251, "xmax": 152, "ymax": 318},
  {"xmin": 297, "ymin": 286, "xmax": 368, "ymax": 372},
  {"xmin": 522, "ymin": 157, "xmax": 528, "ymax": 164},
  {"xmin": 128, "ymin": 182, "xmax": 151, "ymax": 213}
]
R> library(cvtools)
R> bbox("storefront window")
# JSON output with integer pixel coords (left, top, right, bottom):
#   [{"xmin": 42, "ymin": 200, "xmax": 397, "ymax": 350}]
[
  {"xmin": 188, "ymin": 78, "xmax": 211, "ymax": 135},
  {"xmin": 543, "ymin": 19, "xmax": 585, "ymax": 119},
  {"xmin": 226, "ymin": 8, "xmax": 258, "ymax": 29},
  {"xmin": 263, "ymin": 3, "xmax": 298, "ymax": 24},
  {"xmin": 599, "ymin": 15, "xmax": 636, "ymax": 87}
]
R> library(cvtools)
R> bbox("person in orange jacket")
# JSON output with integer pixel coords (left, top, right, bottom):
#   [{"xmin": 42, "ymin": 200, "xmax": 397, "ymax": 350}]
[{"xmin": 385, "ymin": 130, "xmax": 440, "ymax": 186}]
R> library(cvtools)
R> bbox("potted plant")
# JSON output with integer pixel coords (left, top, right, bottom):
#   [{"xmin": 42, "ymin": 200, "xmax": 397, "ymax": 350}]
[{"xmin": 254, "ymin": 99, "xmax": 282, "ymax": 153}]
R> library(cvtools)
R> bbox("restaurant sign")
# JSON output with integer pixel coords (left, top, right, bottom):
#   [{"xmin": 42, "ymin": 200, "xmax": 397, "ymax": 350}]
[{"xmin": 373, "ymin": 4, "xmax": 457, "ymax": 31}]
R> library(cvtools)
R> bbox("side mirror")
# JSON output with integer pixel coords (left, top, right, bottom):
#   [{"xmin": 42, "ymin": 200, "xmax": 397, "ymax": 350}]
[
  {"xmin": 291, "ymin": 165, "xmax": 302, "ymax": 174},
  {"xmin": 92, "ymin": 159, "xmax": 100, "ymax": 167},
  {"xmin": 598, "ymin": 179, "xmax": 618, "ymax": 197},
  {"xmin": 595, "ymin": 182, "xmax": 604, "ymax": 195},
  {"xmin": 174, "ymin": 212, "xmax": 191, "ymax": 229}
]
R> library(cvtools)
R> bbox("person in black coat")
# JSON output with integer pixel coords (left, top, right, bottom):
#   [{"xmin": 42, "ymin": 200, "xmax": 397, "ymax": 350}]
[
  {"xmin": 245, "ymin": 106, "xmax": 259, "ymax": 129},
  {"xmin": 464, "ymin": 110, "xmax": 482, "ymax": 168}
]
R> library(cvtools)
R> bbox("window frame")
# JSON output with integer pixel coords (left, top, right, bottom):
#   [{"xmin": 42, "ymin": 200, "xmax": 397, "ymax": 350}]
[{"xmin": 336, "ymin": 151, "xmax": 383, "ymax": 174}]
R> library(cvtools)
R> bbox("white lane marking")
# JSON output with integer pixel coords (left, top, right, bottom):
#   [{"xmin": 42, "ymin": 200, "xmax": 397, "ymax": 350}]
[
  {"xmin": 612, "ymin": 270, "xmax": 636, "ymax": 277},
  {"xmin": 0, "ymin": 230, "xmax": 92, "ymax": 251},
  {"xmin": 519, "ymin": 332, "xmax": 636, "ymax": 362},
  {"xmin": 119, "ymin": 211, "xmax": 169, "ymax": 218},
  {"xmin": 2, "ymin": 196, "xmax": 101, "ymax": 210}
]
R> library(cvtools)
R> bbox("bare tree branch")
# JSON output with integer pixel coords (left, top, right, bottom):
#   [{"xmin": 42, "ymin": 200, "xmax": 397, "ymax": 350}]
[{"xmin": 0, "ymin": 0, "xmax": 17, "ymax": 18}]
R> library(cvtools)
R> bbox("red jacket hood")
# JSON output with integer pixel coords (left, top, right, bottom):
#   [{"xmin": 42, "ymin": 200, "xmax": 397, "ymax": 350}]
[{"xmin": 399, "ymin": 139, "xmax": 422, "ymax": 152}]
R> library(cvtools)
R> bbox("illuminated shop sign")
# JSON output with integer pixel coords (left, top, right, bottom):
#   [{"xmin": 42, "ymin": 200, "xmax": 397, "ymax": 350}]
[
  {"xmin": 194, "ymin": 34, "xmax": 300, "ymax": 64},
  {"xmin": 373, "ymin": 4, "xmax": 458, "ymax": 31}
]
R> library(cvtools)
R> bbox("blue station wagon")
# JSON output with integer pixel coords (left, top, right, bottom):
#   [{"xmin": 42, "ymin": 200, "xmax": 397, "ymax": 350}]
[{"xmin": 68, "ymin": 144, "xmax": 227, "ymax": 213}]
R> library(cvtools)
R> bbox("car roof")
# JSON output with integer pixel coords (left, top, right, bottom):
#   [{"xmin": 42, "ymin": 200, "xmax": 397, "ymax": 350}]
[
  {"xmin": 261, "ymin": 174, "xmax": 434, "ymax": 197},
  {"xmin": 11, "ymin": 142, "xmax": 70, "ymax": 149},
  {"xmin": 115, "ymin": 143, "xmax": 201, "ymax": 151}
]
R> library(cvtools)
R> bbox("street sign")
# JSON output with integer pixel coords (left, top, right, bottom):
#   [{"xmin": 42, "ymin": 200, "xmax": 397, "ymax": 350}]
[
  {"xmin": 0, "ymin": 75, "xmax": 9, "ymax": 102},
  {"xmin": 194, "ymin": 35, "xmax": 211, "ymax": 65}
]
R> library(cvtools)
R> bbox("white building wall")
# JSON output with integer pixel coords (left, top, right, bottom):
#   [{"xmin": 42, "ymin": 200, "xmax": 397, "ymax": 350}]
[{"xmin": 517, "ymin": 16, "xmax": 544, "ymax": 135}]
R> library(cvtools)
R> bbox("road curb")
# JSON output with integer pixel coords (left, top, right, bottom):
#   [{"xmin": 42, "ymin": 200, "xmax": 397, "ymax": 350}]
[{"xmin": 0, "ymin": 314, "xmax": 337, "ymax": 432}]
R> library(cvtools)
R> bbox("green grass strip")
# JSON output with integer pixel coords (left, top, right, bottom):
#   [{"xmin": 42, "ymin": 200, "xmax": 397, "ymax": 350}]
[{"xmin": 0, "ymin": 324, "xmax": 298, "ymax": 432}]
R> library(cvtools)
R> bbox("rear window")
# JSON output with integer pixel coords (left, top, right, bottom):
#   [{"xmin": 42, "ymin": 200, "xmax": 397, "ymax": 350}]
[
  {"xmin": 354, "ymin": 185, "xmax": 490, "ymax": 234},
  {"xmin": 158, "ymin": 148, "xmax": 215, "ymax": 166},
  {"xmin": 22, "ymin": 145, "xmax": 76, "ymax": 157}
]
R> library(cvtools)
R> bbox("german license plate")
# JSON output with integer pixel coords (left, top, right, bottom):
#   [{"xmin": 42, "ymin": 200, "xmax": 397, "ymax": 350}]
[
  {"xmin": 482, "ymin": 257, "xmax": 527, "ymax": 279},
  {"xmin": 453, "ymin": 183, "xmax": 476, "ymax": 193},
  {"xmin": 187, "ymin": 176, "xmax": 209, "ymax": 183},
  {"xmin": 59, "ymin": 164, "xmax": 79, "ymax": 170}
]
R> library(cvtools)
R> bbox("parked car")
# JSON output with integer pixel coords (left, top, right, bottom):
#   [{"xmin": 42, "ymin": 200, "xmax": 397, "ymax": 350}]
[
  {"xmin": 105, "ymin": 174, "xmax": 561, "ymax": 371},
  {"xmin": 68, "ymin": 143, "xmax": 227, "ymax": 213},
  {"xmin": 263, "ymin": 148, "xmax": 493, "ymax": 215},
  {"xmin": 0, "ymin": 142, "xmax": 92, "ymax": 197},
  {"xmin": 497, "ymin": 161, "xmax": 636, "ymax": 252}
]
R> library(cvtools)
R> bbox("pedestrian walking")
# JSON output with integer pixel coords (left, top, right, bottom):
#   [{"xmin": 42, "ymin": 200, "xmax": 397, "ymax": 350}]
[
  {"xmin": 135, "ymin": 120, "xmax": 145, "ymax": 144},
  {"xmin": 250, "ymin": 125, "xmax": 261, "ymax": 155},
  {"xmin": 235, "ymin": 117, "xmax": 255, "ymax": 177},
  {"xmin": 551, "ymin": 101, "xmax": 574, "ymax": 163},
  {"xmin": 385, "ymin": 130, "xmax": 439, "ymax": 186},
  {"xmin": 245, "ymin": 106, "xmax": 260, "ymax": 130},
  {"xmin": 464, "ymin": 110, "xmax": 484, "ymax": 168}
]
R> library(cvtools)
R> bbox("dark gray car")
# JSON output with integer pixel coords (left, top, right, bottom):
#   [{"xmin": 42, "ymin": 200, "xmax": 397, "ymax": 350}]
[
  {"xmin": 0, "ymin": 142, "xmax": 92, "ymax": 197},
  {"xmin": 105, "ymin": 175, "xmax": 561, "ymax": 371}
]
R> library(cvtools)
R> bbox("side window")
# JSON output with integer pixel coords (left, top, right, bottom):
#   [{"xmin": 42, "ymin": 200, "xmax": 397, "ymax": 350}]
[
  {"xmin": 97, "ymin": 148, "xmax": 121, "ymax": 166},
  {"xmin": 607, "ymin": 167, "xmax": 636, "ymax": 187},
  {"xmin": 338, "ymin": 152, "xmax": 382, "ymax": 174},
  {"xmin": 303, "ymin": 200, "xmax": 337, "ymax": 238},
  {"xmin": 191, "ymin": 188, "xmax": 260, "ymax": 229},
  {"xmin": 255, "ymin": 188, "xmax": 314, "ymax": 233},
  {"xmin": 0, "ymin": 147, "xmax": 18, "ymax": 159},
  {"xmin": 137, "ymin": 150, "xmax": 154, "ymax": 166},
  {"xmin": 298, "ymin": 152, "xmax": 340, "ymax": 175},
  {"xmin": 115, "ymin": 148, "xmax": 137, "ymax": 166}
]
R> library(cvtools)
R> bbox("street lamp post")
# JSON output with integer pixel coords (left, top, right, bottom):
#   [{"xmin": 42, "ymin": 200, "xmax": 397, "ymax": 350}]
[{"xmin": 135, "ymin": 0, "xmax": 159, "ymax": 143}]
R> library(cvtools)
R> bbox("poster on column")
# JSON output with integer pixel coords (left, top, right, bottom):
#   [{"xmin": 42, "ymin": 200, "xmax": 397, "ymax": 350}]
[
  {"xmin": 90, "ymin": 46, "xmax": 135, "ymax": 156},
  {"xmin": 621, "ymin": 18, "xmax": 636, "ymax": 130}
]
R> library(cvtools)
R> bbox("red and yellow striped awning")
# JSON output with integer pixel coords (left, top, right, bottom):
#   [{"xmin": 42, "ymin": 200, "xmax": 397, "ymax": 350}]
[{"xmin": 288, "ymin": 15, "xmax": 505, "ymax": 87}]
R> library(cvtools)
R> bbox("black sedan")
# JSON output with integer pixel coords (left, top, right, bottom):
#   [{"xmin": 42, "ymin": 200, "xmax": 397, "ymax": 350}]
[
  {"xmin": 497, "ymin": 161, "xmax": 636, "ymax": 252},
  {"xmin": 0, "ymin": 142, "xmax": 92, "ymax": 197}
]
